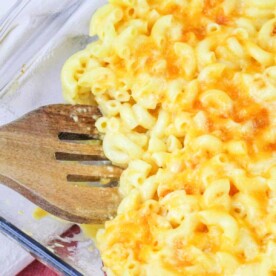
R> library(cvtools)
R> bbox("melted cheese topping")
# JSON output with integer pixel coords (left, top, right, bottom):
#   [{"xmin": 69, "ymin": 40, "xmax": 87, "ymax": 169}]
[{"xmin": 61, "ymin": 0, "xmax": 276, "ymax": 275}]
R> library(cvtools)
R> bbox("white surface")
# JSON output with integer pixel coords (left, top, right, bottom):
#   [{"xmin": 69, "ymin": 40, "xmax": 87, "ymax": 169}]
[
  {"xmin": 0, "ymin": 239, "xmax": 33, "ymax": 276},
  {"xmin": 0, "ymin": 0, "xmax": 105, "ymax": 275},
  {"xmin": 0, "ymin": 1, "xmax": 15, "ymax": 18}
]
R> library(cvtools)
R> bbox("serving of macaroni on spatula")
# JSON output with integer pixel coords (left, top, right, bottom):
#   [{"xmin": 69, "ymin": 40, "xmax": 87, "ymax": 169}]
[{"xmin": 0, "ymin": 104, "xmax": 122, "ymax": 224}]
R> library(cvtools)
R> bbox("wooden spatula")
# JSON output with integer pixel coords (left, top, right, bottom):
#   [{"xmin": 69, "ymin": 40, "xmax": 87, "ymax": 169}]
[{"xmin": 0, "ymin": 104, "xmax": 122, "ymax": 224}]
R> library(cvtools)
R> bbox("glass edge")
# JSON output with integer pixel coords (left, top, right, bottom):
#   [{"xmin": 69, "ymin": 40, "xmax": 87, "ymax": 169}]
[
  {"xmin": 0, "ymin": 0, "xmax": 31, "ymax": 28},
  {"xmin": 0, "ymin": 0, "xmax": 84, "ymax": 97},
  {"xmin": 0, "ymin": 216, "xmax": 83, "ymax": 276}
]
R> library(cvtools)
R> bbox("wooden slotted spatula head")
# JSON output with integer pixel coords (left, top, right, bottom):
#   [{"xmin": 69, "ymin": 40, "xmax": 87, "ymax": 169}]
[{"xmin": 0, "ymin": 105, "xmax": 122, "ymax": 224}]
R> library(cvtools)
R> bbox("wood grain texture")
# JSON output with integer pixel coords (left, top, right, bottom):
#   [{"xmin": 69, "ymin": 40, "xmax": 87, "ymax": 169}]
[{"xmin": 0, "ymin": 105, "xmax": 122, "ymax": 224}]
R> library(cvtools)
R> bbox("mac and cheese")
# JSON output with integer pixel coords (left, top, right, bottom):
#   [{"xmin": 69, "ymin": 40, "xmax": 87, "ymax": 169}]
[{"xmin": 62, "ymin": 0, "xmax": 276, "ymax": 275}]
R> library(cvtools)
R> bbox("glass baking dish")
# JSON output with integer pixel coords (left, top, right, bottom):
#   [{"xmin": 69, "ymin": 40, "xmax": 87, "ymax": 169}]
[{"xmin": 0, "ymin": 0, "xmax": 106, "ymax": 274}]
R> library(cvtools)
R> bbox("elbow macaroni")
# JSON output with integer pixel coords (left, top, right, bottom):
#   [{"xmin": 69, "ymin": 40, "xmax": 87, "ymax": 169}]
[{"xmin": 61, "ymin": 0, "xmax": 276, "ymax": 275}]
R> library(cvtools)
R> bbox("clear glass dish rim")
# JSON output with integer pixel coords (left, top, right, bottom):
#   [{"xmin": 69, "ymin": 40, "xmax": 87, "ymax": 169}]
[{"xmin": 0, "ymin": 216, "xmax": 83, "ymax": 275}]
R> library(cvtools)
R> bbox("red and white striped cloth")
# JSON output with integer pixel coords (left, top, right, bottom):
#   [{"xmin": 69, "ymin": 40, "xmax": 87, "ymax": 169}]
[
  {"xmin": 12, "ymin": 224, "xmax": 82, "ymax": 275},
  {"xmin": 18, "ymin": 262, "xmax": 58, "ymax": 276},
  {"xmin": 17, "ymin": 225, "xmax": 81, "ymax": 276}
]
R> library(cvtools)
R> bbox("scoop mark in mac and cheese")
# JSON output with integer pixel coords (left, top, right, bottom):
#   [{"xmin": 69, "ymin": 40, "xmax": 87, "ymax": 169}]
[{"xmin": 62, "ymin": 0, "xmax": 276, "ymax": 275}]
